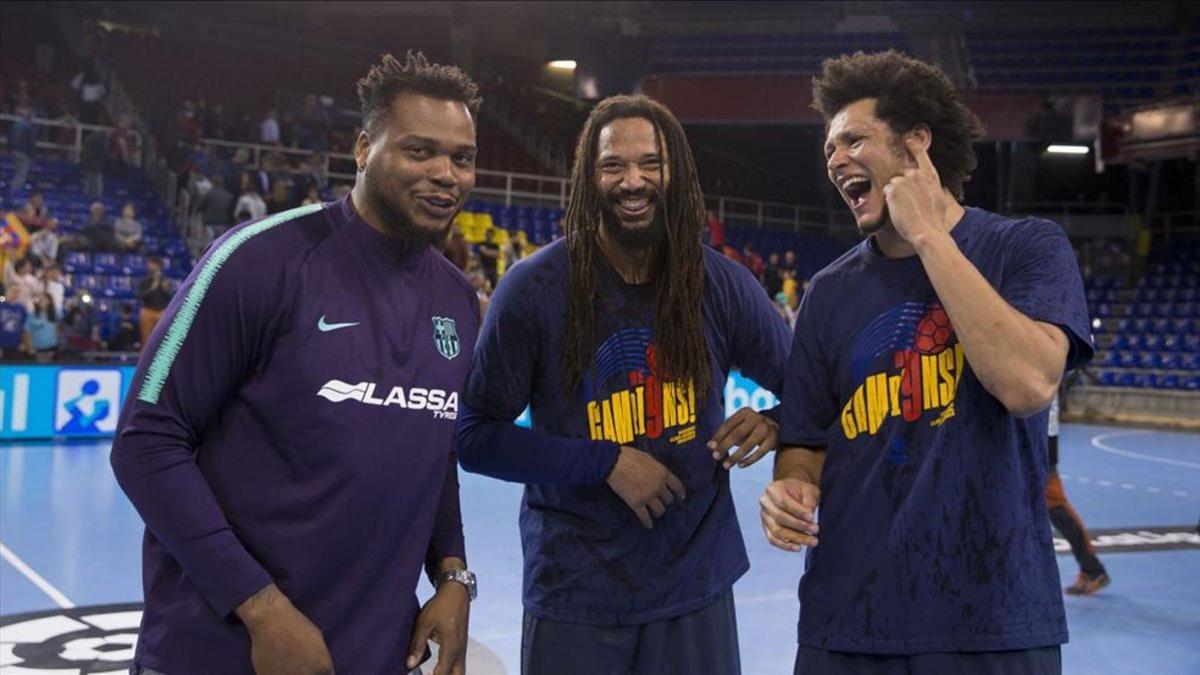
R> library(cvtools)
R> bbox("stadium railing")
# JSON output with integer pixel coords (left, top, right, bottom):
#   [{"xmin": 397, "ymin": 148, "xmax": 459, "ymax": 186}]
[
  {"xmin": 0, "ymin": 114, "xmax": 145, "ymax": 166},
  {"xmin": 196, "ymin": 137, "xmax": 852, "ymax": 234}
]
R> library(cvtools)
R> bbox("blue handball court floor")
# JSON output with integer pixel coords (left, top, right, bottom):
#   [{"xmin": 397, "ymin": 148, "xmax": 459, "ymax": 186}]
[{"xmin": 1, "ymin": 423, "xmax": 1197, "ymax": 674}]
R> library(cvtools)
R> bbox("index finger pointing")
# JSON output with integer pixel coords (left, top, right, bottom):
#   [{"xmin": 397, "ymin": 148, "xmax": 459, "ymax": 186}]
[{"xmin": 906, "ymin": 137, "xmax": 938, "ymax": 179}]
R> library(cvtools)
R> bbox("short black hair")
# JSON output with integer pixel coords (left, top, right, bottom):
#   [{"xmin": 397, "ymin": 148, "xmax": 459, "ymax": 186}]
[
  {"xmin": 356, "ymin": 50, "xmax": 482, "ymax": 137},
  {"xmin": 812, "ymin": 50, "xmax": 984, "ymax": 200}
]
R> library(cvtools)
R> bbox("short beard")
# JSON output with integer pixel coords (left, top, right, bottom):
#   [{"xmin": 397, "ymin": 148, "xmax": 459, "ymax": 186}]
[
  {"xmin": 856, "ymin": 205, "xmax": 889, "ymax": 236},
  {"xmin": 599, "ymin": 205, "xmax": 666, "ymax": 250},
  {"xmin": 364, "ymin": 170, "xmax": 454, "ymax": 249}
]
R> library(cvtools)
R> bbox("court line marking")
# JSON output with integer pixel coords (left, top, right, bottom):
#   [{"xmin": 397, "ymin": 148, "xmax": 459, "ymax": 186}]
[
  {"xmin": 0, "ymin": 541, "xmax": 76, "ymax": 609},
  {"xmin": 1090, "ymin": 431, "xmax": 1200, "ymax": 470},
  {"xmin": 1061, "ymin": 474, "xmax": 1190, "ymax": 497}
]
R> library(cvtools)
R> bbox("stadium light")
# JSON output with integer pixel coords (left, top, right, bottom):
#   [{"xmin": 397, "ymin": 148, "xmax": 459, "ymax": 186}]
[
  {"xmin": 548, "ymin": 60, "xmax": 577, "ymax": 71},
  {"xmin": 1046, "ymin": 144, "xmax": 1090, "ymax": 155}
]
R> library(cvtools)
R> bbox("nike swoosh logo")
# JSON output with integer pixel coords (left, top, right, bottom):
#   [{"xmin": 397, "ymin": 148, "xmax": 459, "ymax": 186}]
[{"xmin": 318, "ymin": 315, "xmax": 360, "ymax": 332}]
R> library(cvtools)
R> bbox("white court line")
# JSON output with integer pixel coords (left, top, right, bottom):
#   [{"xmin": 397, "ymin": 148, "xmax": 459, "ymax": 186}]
[
  {"xmin": 1090, "ymin": 431, "xmax": 1200, "ymax": 470},
  {"xmin": 0, "ymin": 541, "xmax": 76, "ymax": 609}
]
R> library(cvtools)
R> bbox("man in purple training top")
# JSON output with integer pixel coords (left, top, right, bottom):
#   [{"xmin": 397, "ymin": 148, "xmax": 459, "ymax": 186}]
[{"xmin": 111, "ymin": 52, "xmax": 482, "ymax": 675}]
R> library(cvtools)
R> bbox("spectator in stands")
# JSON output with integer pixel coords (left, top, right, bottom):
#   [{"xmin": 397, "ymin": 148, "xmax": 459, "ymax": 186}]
[
  {"xmin": 781, "ymin": 249, "xmax": 798, "ymax": 279},
  {"xmin": 20, "ymin": 292, "xmax": 58, "ymax": 362},
  {"xmin": 782, "ymin": 269, "xmax": 798, "ymax": 307},
  {"xmin": 722, "ymin": 243, "xmax": 743, "ymax": 265},
  {"xmin": 4, "ymin": 258, "xmax": 42, "ymax": 311},
  {"xmin": 15, "ymin": 202, "xmax": 46, "ymax": 233},
  {"xmin": 203, "ymin": 102, "xmax": 229, "ymax": 140},
  {"xmin": 28, "ymin": 193, "xmax": 50, "ymax": 219},
  {"xmin": 224, "ymin": 147, "xmax": 252, "ymax": 192},
  {"xmin": 741, "ymin": 242, "xmax": 764, "ymax": 280},
  {"xmin": 235, "ymin": 174, "xmax": 268, "ymax": 221},
  {"xmin": 29, "ymin": 218, "xmax": 60, "ymax": 266},
  {"xmin": 136, "ymin": 256, "xmax": 172, "ymax": 344},
  {"xmin": 81, "ymin": 201, "xmax": 118, "ymax": 252},
  {"xmin": 310, "ymin": 152, "xmax": 329, "ymax": 191},
  {"xmin": 8, "ymin": 94, "xmax": 38, "ymax": 196},
  {"xmin": 110, "ymin": 113, "xmax": 137, "ymax": 175},
  {"xmin": 106, "ymin": 303, "xmax": 139, "ymax": 352},
  {"xmin": 297, "ymin": 93, "xmax": 330, "ymax": 151},
  {"xmin": 114, "ymin": 203, "xmax": 144, "ymax": 252},
  {"xmin": 200, "ymin": 172, "xmax": 234, "ymax": 239},
  {"xmin": 763, "ymin": 252, "xmax": 783, "ymax": 297},
  {"xmin": 477, "ymin": 227, "xmax": 501, "ymax": 290},
  {"xmin": 300, "ymin": 185, "xmax": 322, "ymax": 206},
  {"xmin": 70, "ymin": 64, "xmax": 107, "ymax": 125},
  {"xmin": 468, "ymin": 268, "xmax": 490, "ymax": 316},
  {"xmin": 81, "ymin": 128, "xmax": 109, "ymax": 197},
  {"xmin": 444, "ymin": 223, "xmax": 470, "ymax": 270},
  {"xmin": 62, "ymin": 295, "xmax": 102, "ymax": 352},
  {"xmin": 260, "ymin": 108, "xmax": 281, "ymax": 144},
  {"xmin": 293, "ymin": 158, "xmax": 321, "ymax": 204},
  {"xmin": 266, "ymin": 178, "xmax": 295, "ymax": 214},
  {"xmin": 41, "ymin": 263, "xmax": 64, "ymax": 318},
  {"xmin": 706, "ymin": 209, "xmax": 725, "ymax": 250},
  {"xmin": 0, "ymin": 291, "xmax": 26, "ymax": 359}
]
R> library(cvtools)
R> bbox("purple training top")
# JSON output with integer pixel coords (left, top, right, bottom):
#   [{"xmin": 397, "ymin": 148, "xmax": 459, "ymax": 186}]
[{"xmin": 111, "ymin": 197, "xmax": 478, "ymax": 674}]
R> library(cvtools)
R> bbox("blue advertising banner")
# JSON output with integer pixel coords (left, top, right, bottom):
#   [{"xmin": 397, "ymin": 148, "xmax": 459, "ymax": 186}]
[
  {"xmin": 0, "ymin": 364, "xmax": 137, "ymax": 441},
  {"xmin": 0, "ymin": 364, "xmax": 777, "ymax": 440}
]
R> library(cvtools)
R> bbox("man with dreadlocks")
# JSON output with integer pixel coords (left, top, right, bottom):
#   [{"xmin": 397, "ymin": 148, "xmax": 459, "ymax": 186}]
[
  {"xmin": 457, "ymin": 94, "xmax": 791, "ymax": 674},
  {"xmin": 112, "ymin": 52, "xmax": 480, "ymax": 674},
  {"xmin": 761, "ymin": 51, "xmax": 1092, "ymax": 675}
]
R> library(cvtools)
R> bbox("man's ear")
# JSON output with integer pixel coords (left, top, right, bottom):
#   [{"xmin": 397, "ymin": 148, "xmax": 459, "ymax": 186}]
[
  {"xmin": 354, "ymin": 130, "xmax": 371, "ymax": 172},
  {"xmin": 904, "ymin": 125, "xmax": 932, "ymax": 158}
]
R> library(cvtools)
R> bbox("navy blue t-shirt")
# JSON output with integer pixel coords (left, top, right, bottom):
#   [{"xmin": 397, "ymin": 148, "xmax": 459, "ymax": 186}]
[
  {"xmin": 779, "ymin": 207, "xmax": 1093, "ymax": 654},
  {"xmin": 458, "ymin": 239, "xmax": 792, "ymax": 625}
]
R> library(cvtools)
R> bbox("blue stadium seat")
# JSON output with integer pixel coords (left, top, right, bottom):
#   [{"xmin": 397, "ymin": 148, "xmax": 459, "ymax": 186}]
[
  {"xmin": 121, "ymin": 254, "xmax": 148, "ymax": 276},
  {"xmin": 1158, "ymin": 374, "xmax": 1181, "ymax": 389},
  {"xmin": 1100, "ymin": 350, "xmax": 1120, "ymax": 367},
  {"xmin": 1118, "ymin": 351, "xmax": 1138, "ymax": 367},
  {"xmin": 93, "ymin": 253, "xmax": 119, "ymax": 275},
  {"xmin": 63, "ymin": 251, "xmax": 93, "ymax": 274},
  {"xmin": 1138, "ymin": 351, "xmax": 1162, "ymax": 369},
  {"xmin": 1098, "ymin": 371, "xmax": 1118, "ymax": 386},
  {"xmin": 1160, "ymin": 352, "xmax": 1182, "ymax": 370}
]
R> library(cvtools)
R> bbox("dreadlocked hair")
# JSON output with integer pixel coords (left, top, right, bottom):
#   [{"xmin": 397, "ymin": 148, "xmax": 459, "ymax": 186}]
[{"xmin": 561, "ymin": 94, "xmax": 711, "ymax": 403}]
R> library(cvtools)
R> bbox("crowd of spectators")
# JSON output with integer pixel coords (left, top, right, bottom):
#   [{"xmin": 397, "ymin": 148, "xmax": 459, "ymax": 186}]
[{"xmin": 1, "ymin": 193, "xmax": 174, "ymax": 360}]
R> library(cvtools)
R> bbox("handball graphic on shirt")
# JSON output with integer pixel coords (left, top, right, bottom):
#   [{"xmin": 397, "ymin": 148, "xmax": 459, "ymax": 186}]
[{"xmin": 841, "ymin": 301, "xmax": 962, "ymax": 441}]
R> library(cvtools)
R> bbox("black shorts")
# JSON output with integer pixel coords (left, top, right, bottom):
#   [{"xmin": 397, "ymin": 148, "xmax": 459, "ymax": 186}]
[{"xmin": 794, "ymin": 645, "xmax": 1061, "ymax": 675}]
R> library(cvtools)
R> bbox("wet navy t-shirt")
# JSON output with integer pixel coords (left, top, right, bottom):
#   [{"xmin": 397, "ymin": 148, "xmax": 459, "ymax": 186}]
[
  {"xmin": 458, "ymin": 239, "xmax": 792, "ymax": 624},
  {"xmin": 780, "ymin": 207, "xmax": 1093, "ymax": 654}
]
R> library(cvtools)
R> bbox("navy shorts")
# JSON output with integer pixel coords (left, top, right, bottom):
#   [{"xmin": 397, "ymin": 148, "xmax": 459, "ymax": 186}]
[
  {"xmin": 521, "ymin": 590, "xmax": 740, "ymax": 675},
  {"xmin": 793, "ymin": 645, "xmax": 1062, "ymax": 675}
]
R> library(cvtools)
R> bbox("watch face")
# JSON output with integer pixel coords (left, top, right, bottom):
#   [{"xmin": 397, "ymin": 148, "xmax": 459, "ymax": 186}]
[{"xmin": 442, "ymin": 569, "xmax": 478, "ymax": 600}]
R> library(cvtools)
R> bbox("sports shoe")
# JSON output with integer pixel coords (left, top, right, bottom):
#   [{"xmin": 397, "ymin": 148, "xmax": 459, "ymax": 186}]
[{"xmin": 1065, "ymin": 571, "xmax": 1110, "ymax": 596}]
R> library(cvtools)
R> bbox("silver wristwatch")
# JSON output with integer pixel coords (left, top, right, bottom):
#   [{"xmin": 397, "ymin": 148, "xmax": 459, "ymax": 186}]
[{"xmin": 436, "ymin": 568, "xmax": 478, "ymax": 601}]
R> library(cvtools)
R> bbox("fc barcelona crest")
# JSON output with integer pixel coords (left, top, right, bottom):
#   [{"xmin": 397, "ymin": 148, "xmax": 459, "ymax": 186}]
[{"xmin": 433, "ymin": 316, "xmax": 461, "ymax": 360}]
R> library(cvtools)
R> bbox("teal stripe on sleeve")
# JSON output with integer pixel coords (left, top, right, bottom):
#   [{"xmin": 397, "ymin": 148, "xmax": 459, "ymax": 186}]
[{"xmin": 137, "ymin": 203, "xmax": 325, "ymax": 404}]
